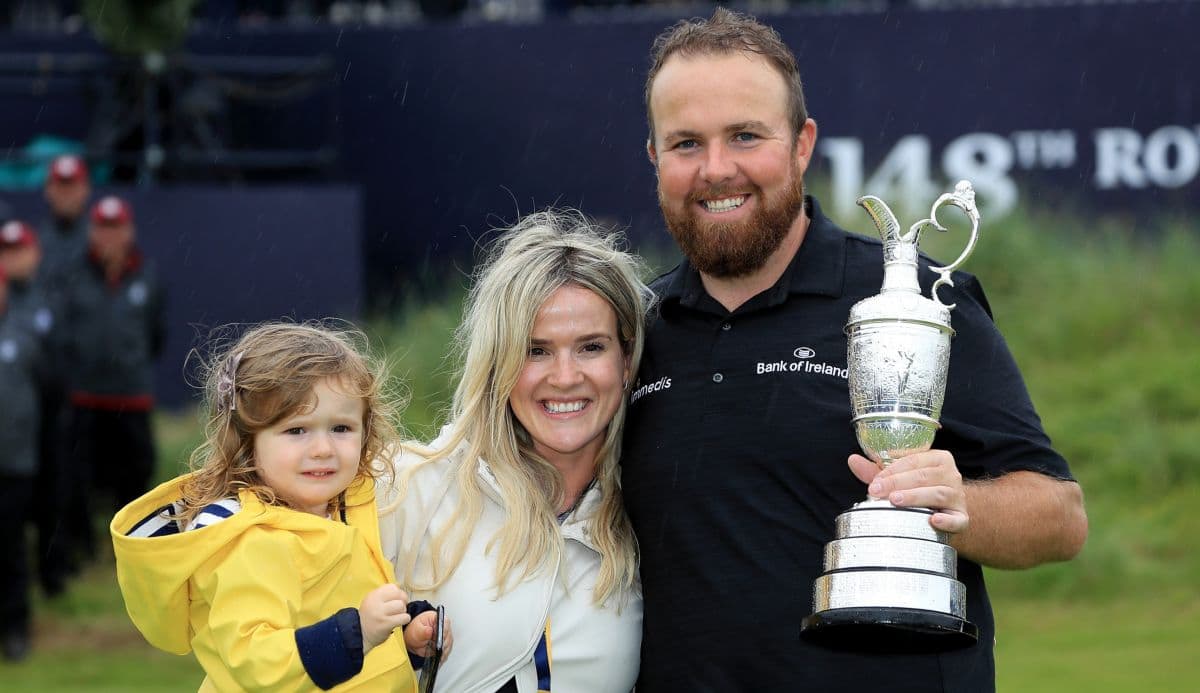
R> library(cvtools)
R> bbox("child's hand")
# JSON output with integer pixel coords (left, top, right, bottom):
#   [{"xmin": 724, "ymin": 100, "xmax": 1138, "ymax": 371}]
[
  {"xmin": 359, "ymin": 584, "xmax": 412, "ymax": 654},
  {"xmin": 404, "ymin": 610, "xmax": 454, "ymax": 663}
]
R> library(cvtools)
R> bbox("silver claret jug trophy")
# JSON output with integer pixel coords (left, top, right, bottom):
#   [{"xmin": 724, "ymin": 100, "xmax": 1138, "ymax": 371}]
[{"xmin": 800, "ymin": 180, "xmax": 982, "ymax": 652}]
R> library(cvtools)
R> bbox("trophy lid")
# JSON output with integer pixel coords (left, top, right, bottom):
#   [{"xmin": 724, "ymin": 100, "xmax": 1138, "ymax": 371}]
[{"xmin": 846, "ymin": 292, "xmax": 953, "ymax": 333}]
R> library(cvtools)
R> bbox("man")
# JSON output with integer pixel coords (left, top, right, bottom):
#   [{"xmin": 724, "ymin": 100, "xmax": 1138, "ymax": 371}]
[
  {"xmin": 621, "ymin": 9, "xmax": 1087, "ymax": 692},
  {"xmin": 34, "ymin": 155, "xmax": 92, "ymax": 581},
  {"xmin": 63, "ymin": 196, "xmax": 165, "ymax": 554},
  {"xmin": 39, "ymin": 154, "xmax": 92, "ymax": 299},
  {"xmin": 0, "ymin": 220, "xmax": 53, "ymax": 341},
  {"xmin": 0, "ymin": 262, "xmax": 45, "ymax": 661},
  {"xmin": 0, "ymin": 220, "xmax": 68, "ymax": 596}
]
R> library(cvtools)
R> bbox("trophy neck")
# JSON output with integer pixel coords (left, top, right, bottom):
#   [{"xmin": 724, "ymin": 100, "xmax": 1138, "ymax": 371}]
[
  {"xmin": 881, "ymin": 259, "xmax": 921, "ymax": 295},
  {"xmin": 852, "ymin": 232, "xmax": 950, "ymax": 329}
]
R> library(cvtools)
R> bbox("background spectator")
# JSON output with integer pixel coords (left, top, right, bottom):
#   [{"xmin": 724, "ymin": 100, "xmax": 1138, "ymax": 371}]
[{"xmin": 62, "ymin": 196, "xmax": 166, "ymax": 560}]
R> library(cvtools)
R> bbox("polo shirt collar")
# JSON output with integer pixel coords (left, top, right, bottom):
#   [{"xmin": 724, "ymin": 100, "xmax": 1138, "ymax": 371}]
[
  {"xmin": 659, "ymin": 196, "xmax": 847, "ymax": 310},
  {"xmin": 786, "ymin": 196, "xmax": 847, "ymax": 299}
]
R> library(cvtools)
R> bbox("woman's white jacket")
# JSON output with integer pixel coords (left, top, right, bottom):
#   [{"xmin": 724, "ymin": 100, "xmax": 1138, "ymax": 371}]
[{"xmin": 377, "ymin": 428, "xmax": 642, "ymax": 693}]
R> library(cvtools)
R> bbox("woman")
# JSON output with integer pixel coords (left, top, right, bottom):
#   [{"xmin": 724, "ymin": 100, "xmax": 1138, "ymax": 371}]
[{"xmin": 378, "ymin": 209, "xmax": 650, "ymax": 692}]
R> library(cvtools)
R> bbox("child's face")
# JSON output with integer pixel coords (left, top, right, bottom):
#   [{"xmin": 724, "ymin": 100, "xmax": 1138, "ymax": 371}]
[{"xmin": 252, "ymin": 377, "xmax": 365, "ymax": 516}]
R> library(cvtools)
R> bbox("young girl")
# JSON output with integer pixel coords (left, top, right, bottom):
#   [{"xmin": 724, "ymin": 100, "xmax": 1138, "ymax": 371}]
[{"xmin": 112, "ymin": 322, "xmax": 440, "ymax": 692}]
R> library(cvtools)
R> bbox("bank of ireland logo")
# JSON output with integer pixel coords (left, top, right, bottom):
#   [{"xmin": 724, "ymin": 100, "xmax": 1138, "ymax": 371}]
[{"xmin": 757, "ymin": 346, "xmax": 847, "ymax": 379}]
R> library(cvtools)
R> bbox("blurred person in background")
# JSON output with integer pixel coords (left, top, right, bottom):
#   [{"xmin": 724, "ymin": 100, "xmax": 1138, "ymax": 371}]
[
  {"xmin": 0, "ymin": 262, "xmax": 46, "ymax": 662},
  {"xmin": 39, "ymin": 154, "xmax": 92, "ymax": 300},
  {"xmin": 35, "ymin": 156, "xmax": 93, "ymax": 579},
  {"xmin": 0, "ymin": 220, "xmax": 72, "ymax": 597},
  {"xmin": 0, "ymin": 220, "xmax": 54, "ymax": 351},
  {"xmin": 0, "ymin": 221, "xmax": 50, "ymax": 333},
  {"xmin": 62, "ymin": 196, "xmax": 166, "ymax": 562},
  {"xmin": 622, "ymin": 8, "xmax": 1087, "ymax": 692}
]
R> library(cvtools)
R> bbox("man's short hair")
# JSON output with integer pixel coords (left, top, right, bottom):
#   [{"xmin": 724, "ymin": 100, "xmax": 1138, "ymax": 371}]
[{"xmin": 644, "ymin": 7, "xmax": 809, "ymax": 145}]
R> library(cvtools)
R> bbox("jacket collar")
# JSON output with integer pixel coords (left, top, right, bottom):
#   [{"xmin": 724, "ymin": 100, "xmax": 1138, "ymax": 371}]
[
  {"xmin": 474, "ymin": 453, "xmax": 604, "ymax": 549},
  {"xmin": 559, "ymin": 485, "xmax": 602, "ymax": 548},
  {"xmin": 88, "ymin": 246, "xmax": 144, "ymax": 285},
  {"xmin": 432, "ymin": 425, "xmax": 604, "ymax": 552}
]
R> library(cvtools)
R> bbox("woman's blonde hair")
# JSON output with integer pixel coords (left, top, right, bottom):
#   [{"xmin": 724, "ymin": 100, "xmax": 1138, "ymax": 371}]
[
  {"xmin": 180, "ymin": 321, "xmax": 401, "ymax": 523},
  {"xmin": 394, "ymin": 209, "xmax": 651, "ymax": 606}
]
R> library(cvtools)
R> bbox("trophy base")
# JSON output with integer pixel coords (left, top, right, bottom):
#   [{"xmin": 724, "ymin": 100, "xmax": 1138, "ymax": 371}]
[
  {"xmin": 802, "ymin": 498, "xmax": 977, "ymax": 653},
  {"xmin": 800, "ymin": 606, "xmax": 978, "ymax": 653}
]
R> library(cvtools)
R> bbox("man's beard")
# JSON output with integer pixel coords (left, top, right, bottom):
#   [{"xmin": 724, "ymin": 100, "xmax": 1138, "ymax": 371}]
[{"xmin": 659, "ymin": 164, "xmax": 806, "ymax": 278}]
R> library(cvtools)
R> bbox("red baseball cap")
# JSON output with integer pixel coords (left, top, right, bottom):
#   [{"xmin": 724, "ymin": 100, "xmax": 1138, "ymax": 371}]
[
  {"xmin": 0, "ymin": 220, "xmax": 38, "ymax": 248},
  {"xmin": 91, "ymin": 196, "xmax": 133, "ymax": 225},
  {"xmin": 48, "ymin": 154, "xmax": 90, "ymax": 184}
]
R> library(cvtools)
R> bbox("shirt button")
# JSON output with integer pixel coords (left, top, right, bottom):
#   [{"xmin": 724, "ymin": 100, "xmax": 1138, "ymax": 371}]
[
  {"xmin": 721, "ymin": 322, "xmax": 732, "ymax": 331},
  {"xmin": 712, "ymin": 373, "xmax": 724, "ymax": 383}
]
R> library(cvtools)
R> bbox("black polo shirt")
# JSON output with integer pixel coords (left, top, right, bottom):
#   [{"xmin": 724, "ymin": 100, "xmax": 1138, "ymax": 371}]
[{"xmin": 622, "ymin": 197, "xmax": 1073, "ymax": 692}]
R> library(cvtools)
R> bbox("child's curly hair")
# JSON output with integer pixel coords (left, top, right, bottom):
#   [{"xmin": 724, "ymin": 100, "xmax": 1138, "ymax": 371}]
[{"xmin": 180, "ymin": 321, "xmax": 402, "ymax": 523}]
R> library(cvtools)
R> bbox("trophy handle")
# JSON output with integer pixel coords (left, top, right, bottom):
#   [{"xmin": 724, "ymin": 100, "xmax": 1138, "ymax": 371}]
[
  {"xmin": 909, "ymin": 180, "xmax": 981, "ymax": 309},
  {"xmin": 858, "ymin": 194, "xmax": 924, "ymax": 296},
  {"xmin": 857, "ymin": 194, "xmax": 912, "ymax": 245}
]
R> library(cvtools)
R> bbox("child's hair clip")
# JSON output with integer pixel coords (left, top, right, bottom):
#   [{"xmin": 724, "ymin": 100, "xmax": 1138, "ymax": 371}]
[{"xmin": 216, "ymin": 351, "xmax": 245, "ymax": 413}]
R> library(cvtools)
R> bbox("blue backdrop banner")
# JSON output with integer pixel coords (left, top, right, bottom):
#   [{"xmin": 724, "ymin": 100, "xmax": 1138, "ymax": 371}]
[
  {"xmin": 4, "ymin": 186, "xmax": 362, "ymax": 407},
  {"xmin": 1, "ymin": 2, "xmax": 1195, "ymax": 294}
]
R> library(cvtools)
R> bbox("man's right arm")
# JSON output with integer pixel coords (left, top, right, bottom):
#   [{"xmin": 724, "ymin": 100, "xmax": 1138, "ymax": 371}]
[{"xmin": 850, "ymin": 452, "xmax": 1088, "ymax": 569}]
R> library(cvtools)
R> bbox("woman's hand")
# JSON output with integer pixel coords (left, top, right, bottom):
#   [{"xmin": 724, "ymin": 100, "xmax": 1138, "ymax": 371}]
[{"xmin": 404, "ymin": 609, "xmax": 454, "ymax": 662}]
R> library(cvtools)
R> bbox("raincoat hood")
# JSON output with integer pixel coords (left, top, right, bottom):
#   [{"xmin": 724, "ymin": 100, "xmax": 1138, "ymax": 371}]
[{"xmin": 110, "ymin": 473, "xmax": 386, "ymax": 655}]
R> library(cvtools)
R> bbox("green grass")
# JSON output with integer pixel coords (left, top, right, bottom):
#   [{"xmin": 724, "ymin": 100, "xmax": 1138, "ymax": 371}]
[
  {"xmin": 5, "ymin": 205, "xmax": 1197, "ymax": 688},
  {"xmin": 368, "ymin": 294, "xmax": 465, "ymax": 442},
  {"xmin": 0, "ymin": 649, "xmax": 201, "ymax": 692},
  {"xmin": 994, "ymin": 593, "xmax": 1200, "ymax": 692},
  {"xmin": 1, "ymin": 557, "xmax": 204, "ymax": 690}
]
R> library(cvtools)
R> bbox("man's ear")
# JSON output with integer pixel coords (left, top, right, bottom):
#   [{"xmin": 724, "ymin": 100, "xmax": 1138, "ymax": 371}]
[
  {"xmin": 793, "ymin": 118, "xmax": 818, "ymax": 173},
  {"xmin": 646, "ymin": 138, "xmax": 658, "ymax": 167}
]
